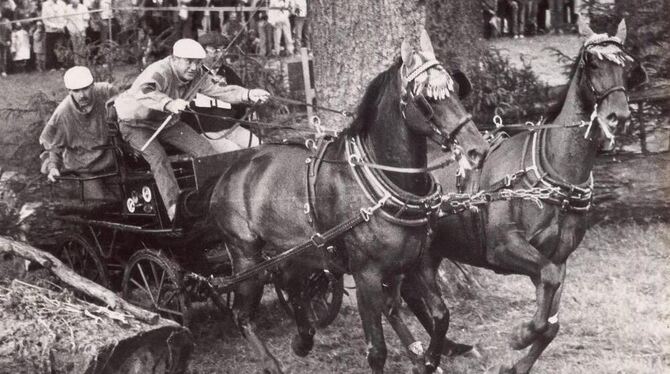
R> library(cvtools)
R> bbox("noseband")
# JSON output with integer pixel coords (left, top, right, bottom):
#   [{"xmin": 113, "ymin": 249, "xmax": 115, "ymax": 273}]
[{"xmin": 399, "ymin": 60, "xmax": 470, "ymax": 150}]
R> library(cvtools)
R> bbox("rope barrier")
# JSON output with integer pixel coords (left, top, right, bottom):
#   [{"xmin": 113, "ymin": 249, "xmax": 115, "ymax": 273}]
[{"xmin": 4, "ymin": 6, "xmax": 287, "ymax": 25}]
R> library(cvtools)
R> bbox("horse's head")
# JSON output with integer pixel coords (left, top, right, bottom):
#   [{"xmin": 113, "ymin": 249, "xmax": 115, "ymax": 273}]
[
  {"xmin": 398, "ymin": 30, "xmax": 488, "ymax": 168},
  {"xmin": 577, "ymin": 19, "xmax": 647, "ymax": 150}
]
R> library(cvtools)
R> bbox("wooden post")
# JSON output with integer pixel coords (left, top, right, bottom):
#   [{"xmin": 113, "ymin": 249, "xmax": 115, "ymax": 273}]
[{"xmin": 300, "ymin": 47, "xmax": 314, "ymax": 123}]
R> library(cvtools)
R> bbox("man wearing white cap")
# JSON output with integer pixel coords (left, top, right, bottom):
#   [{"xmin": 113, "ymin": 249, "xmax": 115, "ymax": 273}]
[
  {"xmin": 114, "ymin": 38, "xmax": 270, "ymax": 221},
  {"xmin": 39, "ymin": 66, "xmax": 119, "ymax": 198}
]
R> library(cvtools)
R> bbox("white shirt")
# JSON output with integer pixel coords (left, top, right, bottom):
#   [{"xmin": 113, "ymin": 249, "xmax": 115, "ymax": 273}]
[
  {"xmin": 65, "ymin": 3, "xmax": 90, "ymax": 35},
  {"xmin": 267, "ymin": 0, "xmax": 291, "ymax": 25},
  {"xmin": 41, "ymin": 0, "xmax": 68, "ymax": 33}
]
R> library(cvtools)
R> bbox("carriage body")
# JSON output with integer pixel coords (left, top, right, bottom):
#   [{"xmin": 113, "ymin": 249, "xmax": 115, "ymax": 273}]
[{"xmin": 49, "ymin": 79, "xmax": 343, "ymax": 326}]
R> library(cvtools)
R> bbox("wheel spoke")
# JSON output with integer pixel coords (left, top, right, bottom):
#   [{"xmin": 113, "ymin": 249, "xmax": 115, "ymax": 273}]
[
  {"xmin": 156, "ymin": 268, "xmax": 166, "ymax": 303},
  {"xmin": 61, "ymin": 245, "xmax": 75, "ymax": 268},
  {"xmin": 136, "ymin": 263, "xmax": 156, "ymax": 304}
]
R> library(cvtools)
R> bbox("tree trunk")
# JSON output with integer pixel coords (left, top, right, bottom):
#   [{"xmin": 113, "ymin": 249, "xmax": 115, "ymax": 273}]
[
  {"xmin": 426, "ymin": 0, "xmax": 485, "ymax": 73},
  {"xmin": 310, "ymin": 1, "xmax": 427, "ymax": 131}
]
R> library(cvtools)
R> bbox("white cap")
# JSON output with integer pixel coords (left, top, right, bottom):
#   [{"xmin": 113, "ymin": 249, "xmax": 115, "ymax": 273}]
[
  {"xmin": 172, "ymin": 38, "xmax": 206, "ymax": 59},
  {"xmin": 63, "ymin": 66, "xmax": 94, "ymax": 90}
]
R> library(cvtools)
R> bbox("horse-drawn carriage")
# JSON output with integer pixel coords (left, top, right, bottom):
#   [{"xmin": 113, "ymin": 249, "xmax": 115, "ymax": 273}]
[{"xmin": 48, "ymin": 65, "xmax": 344, "ymax": 328}]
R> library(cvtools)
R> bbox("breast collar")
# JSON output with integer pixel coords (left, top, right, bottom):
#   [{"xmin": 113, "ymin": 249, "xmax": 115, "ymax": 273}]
[{"xmin": 344, "ymin": 135, "xmax": 442, "ymax": 226}]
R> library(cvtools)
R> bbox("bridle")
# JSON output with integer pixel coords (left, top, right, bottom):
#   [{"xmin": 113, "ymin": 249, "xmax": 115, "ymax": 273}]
[
  {"xmin": 579, "ymin": 40, "xmax": 630, "ymax": 103},
  {"xmin": 578, "ymin": 40, "xmax": 630, "ymax": 140},
  {"xmin": 399, "ymin": 59, "xmax": 471, "ymax": 151}
]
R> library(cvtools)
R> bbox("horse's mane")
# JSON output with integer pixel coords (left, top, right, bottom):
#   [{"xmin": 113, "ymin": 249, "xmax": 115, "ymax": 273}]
[
  {"xmin": 344, "ymin": 58, "xmax": 403, "ymax": 136},
  {"xmin": 544, "ymin": 46, "xmax": 584, "ymax": 123}
]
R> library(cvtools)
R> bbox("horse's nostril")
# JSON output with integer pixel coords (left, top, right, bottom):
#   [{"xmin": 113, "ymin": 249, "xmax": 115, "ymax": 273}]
[{"xmin": 607, "ymin": 113, "xmax": 618, "ymax": 123}]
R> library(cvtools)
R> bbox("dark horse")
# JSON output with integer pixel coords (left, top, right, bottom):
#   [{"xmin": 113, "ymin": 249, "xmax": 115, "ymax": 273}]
[
  {"xmin": 206, "ymin": 31, "xmax": 489, "ymax": 373},
  {"xmin": 399, "ymin": 19, "xmax": 648, "ymax": 374}
]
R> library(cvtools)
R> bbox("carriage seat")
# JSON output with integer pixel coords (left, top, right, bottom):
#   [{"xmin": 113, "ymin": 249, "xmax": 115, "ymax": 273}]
[{"xmin": 105, "ymin": 100, "xmax": 192, "ymax": 164}]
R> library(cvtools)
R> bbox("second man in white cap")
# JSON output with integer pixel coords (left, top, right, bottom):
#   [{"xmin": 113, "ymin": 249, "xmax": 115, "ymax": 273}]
[
  {"xmin": 39, "ymin": 66, "xmax": 119, "ymax": 199},
  {"xmin": 114, "ymin": 38, "xmax": 270, "ymax": 221}
]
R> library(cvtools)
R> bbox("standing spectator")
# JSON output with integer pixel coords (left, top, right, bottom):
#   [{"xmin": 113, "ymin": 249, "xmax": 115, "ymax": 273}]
[
  {"xmin": 65, "ymin": 0, "xmax": 88, "ymax": 65},
  {"xmin": 221, "ymin": 11, "xmax": 245, "ymax": 48},
  {"xmin": 511, "ymin": 0, "xmax": 526, "ymax": 38},
  {"xmin": 526, "ymin": 0, "xmax": 538, "ymax": 35},
  {"xmin": 291, "ymin": 0, "xmax": 306, "ymax": 49},
  {"xmin": 32, "ymin": 20, "xmax": 45, "ymax": 71},
  {"xmin": 255, "ymin": 9, "xmax": 271, "ymax": 56},
  {"xmin": 0, "ymin": 0, "xmax": 17, "ymax": 19},
  {"xmin": 42, "ymin": 0, "xmax": 67, "ymax": 70},
  {"xmin": 548, "ymin": 0, "xmax": 563, "ymax": 33},
  {"xmin": 267, "ymin": 0, "xmax": 292, "ymax": 56},
  {"xmin": 10, "ymin": 22, "xmax": 29, "ymax": 72},
  {"xmin": 99, "ymin": 0, "xmax": 112, "ymax": 44},
  {"xmin": 0, "ymin": 15, "xmax": 10, "ymax": 76}
]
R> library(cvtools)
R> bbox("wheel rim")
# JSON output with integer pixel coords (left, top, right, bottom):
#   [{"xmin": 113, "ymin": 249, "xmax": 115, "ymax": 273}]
[
  {"xmin": 276, "ymin": 271, "xmax": 343, "ymax": 328},
  {"xmin": 58, "ymin": 235, "xmax": 109, "ymax": 287},
  {"xmin": 124, "ymin": 257, "xmax": 184, "ymax": 320}
]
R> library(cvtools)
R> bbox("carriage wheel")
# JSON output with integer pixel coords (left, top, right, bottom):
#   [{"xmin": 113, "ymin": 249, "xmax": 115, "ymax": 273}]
[
  {"xmin": 121, "ymin": 249, "xmax": 190, "ymax": 325},
  {"xmin": 275, "ymin": 271, "xmax": 344, "ymax": 328},
  {"xmin": 55, "ymin": 233, "xmax": 110, "ymax": 288}
]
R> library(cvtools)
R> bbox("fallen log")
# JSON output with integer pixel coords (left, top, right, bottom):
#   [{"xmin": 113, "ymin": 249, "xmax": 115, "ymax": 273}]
[
  {"xmin": 0, "ymin": 236, "xmax": 159, "ymax": 324},
  {"xmin": 0, "ymin": 279, "xmax": 193, "ymax": 374}
]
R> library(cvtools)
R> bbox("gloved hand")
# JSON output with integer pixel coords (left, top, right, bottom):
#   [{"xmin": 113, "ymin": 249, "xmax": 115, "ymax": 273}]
[
  {"xmin": 248, "ymin": 89, "xmax": 270, "ymax": 104},
  {"xmin": 47, "ymin": 167, "xmax": 60, "ymax": 182},
  {"xmin": 165, "ymin": 98, "xmax": 189, "ymax": 114}
]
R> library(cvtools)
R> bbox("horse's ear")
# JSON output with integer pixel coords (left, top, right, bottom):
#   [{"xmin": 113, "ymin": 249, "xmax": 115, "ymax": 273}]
[
  {"xmin": 627, "ymin": 63, "xmax": 648, "ymax": 89},
  {"xmin": 615, "ymin": 19, "xmax": 627, "ymax": 43},
  {"xmin": 401, "ymin": 39, "xmax": 413, "ymax": 65},
  {"xmin": 419, "ymin": 29, "xmax": 436, "ymax": 58},
  {"xmin": 577, "ymin": 16, "xmax": 595, "ymax": 38},
  {"xmin": 452, "ymin": 70, "xmax": 472, "ymax": 99}
]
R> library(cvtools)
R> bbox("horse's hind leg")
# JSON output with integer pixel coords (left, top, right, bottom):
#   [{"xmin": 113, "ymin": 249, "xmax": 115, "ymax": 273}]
[
  {"xmin": 501, "ymin": 265, "xmax": 566, "ymax": 374},
  {"xmin": 284, "ymin": 272, "xmax": 316, "ymax": 357},
  {"xmin": 226, "ymin": 238, "xmax": 283, "ymax": 374}
]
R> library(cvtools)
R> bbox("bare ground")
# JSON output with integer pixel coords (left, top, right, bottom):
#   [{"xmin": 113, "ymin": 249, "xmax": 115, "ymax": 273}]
[{"xmin": 178, "ymin": 222, "xmax": 669, "ymax": 374}]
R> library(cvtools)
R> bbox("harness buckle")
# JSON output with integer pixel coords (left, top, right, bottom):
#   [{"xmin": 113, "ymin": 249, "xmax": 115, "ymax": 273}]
[{"xmin": 310, "ymin": 233, "xmax": 326, "ymax": 249}]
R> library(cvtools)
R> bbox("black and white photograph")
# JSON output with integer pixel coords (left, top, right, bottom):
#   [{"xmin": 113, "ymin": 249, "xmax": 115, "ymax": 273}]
[{"xmin": 0, "ymin": 0, "xmax": 668, "ymax": 373}]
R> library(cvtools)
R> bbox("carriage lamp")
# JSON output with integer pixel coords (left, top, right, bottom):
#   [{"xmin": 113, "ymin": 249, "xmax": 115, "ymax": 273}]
[{"xmin": 141, "ymin": 186, "xmax": 152, "ymax": 203}]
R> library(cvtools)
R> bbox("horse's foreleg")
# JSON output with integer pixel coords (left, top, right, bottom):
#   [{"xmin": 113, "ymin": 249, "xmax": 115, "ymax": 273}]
[
  {"xmin": 502, "ymin": 265, "xmax": 566, "ymax": 374},
  {"xmin": 285, "ymin": 274, "xmax": 316, "ymax": 357},
  {"xmin": 381, "ymin": 275, "xmax": 427, "ymax": 371},
  {"xmin": 402, "ymin": 266, "xmax": 474, "ymax": 359},
  {"xmin": 490, "ymin": 232, "xmax": 562, "ymax": 351},
  {"xmin": 414, "ymin": 258, "xmax": 450, "ymax": 373},
  {"xmin": 354, "ymin": 268, "xmax": 387, "ymax": 374}
]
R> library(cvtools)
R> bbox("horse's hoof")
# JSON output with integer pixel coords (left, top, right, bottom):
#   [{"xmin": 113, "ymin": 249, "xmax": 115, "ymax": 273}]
[
  {"xmin": 291, "ymin": 334, "xmax": 314, "ymax": 357},
  {"xmin": 497, "ymin": 364, "xmax": 517, "ymax": 374},
  {"xmin": 509, "ymin": 323, "xmax": 536, "ymax": 350},
  {"xmin": 260, "ymin": 358, "xmax": 283, "ymax": 374},
  {"xmin": 442, "ymin": 342, "xmax": 475, "ymax": 357}
]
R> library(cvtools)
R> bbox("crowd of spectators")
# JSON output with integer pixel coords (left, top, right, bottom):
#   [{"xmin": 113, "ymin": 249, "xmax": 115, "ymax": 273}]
[
  {"xmin": 0, "ymin": 0, "xmax": 310, "ymax": 77},
  {"xmin": 483, "ymin": 0, "xmax": 585, "ymax": 39}
]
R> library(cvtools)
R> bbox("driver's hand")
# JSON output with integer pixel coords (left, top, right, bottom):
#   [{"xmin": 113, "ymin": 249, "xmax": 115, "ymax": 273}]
[
  {"xmin": 165, "ymin": 99, "xmax": 189, "ymax": 114},
  {"xmin": 248, "ymin": 89, "xmax": 270, "ymax": 104},
  {"xmin": 47, "ymin": 167, "xmax": 60, "ymax": 183}
]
